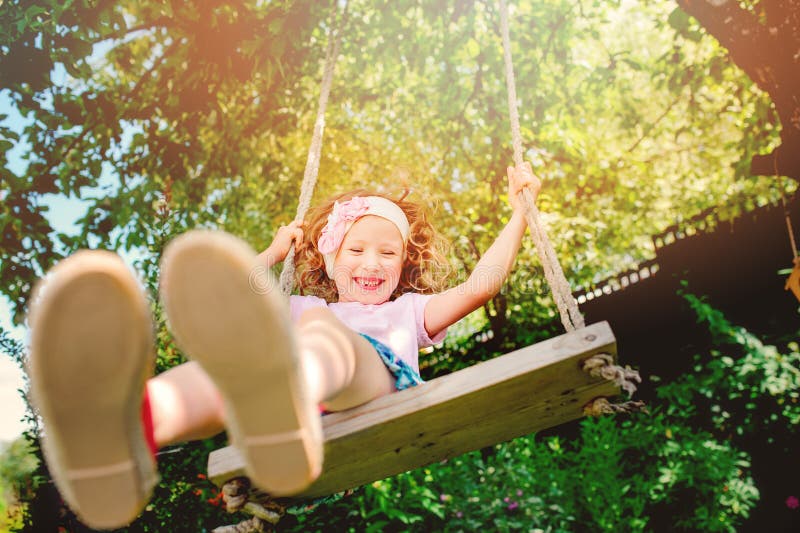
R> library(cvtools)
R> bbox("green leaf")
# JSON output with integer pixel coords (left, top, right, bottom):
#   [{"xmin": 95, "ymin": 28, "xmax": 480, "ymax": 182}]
[{"xmin": 667, "ymin": 7, "xmax": 691, "ymax": 33}]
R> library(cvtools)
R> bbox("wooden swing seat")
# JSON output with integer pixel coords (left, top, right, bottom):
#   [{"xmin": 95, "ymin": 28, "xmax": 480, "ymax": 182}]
[{"xmin": 207, "ymin": 321, "xmax": 619, "ymax": 498}]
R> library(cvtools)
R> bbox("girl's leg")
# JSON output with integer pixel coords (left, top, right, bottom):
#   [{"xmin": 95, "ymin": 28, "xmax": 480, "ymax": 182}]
[
  {"xmin": 296, "ymin": 307, "xmax": 395, "ymax": 412},
  {"xmin": 146, "ymin": 361, "xmax": 225, "ymax": 447}
]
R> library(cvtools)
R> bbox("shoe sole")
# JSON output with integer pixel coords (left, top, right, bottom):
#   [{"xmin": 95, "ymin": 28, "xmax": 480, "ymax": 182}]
[
  {"xmin": 159, "ymin": 230, "xmax": 322, "ymax": 495},
  {"xmin": 28, "ymin": 251, "xmax": 157, "ymax": 529}
]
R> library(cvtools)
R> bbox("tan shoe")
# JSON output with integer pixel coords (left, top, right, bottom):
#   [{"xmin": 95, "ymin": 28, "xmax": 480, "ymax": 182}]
[
  {"xmin": 159, "ymin": 230, "xmax": 322, "ymax": 495},
  {"xmin": 28, "ymin": 251, "xmax": 158, "ymax": 529}
]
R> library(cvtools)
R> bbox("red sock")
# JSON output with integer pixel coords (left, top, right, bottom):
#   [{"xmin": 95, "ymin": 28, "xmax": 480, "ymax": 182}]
[{"xmin": 141, "ymin": 388, "xmax": 158, "ymax": 459}]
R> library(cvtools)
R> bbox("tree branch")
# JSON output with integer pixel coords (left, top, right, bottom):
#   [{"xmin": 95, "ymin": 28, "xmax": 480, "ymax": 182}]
[
  {"xmin": 88, "ymin": 17, "xmax": 172, "ymax": 45},
  {"xmin": 626, "ymin": 92, "xmax": 683, "ymax": 153}
]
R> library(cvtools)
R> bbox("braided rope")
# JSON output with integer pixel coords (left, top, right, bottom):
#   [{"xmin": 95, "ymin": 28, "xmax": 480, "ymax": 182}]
[
  {"xmin": 214, "ymin": 478, "xmax": 285, "ymax": 533},
  {"xmin": 279, "ymin": 1, "xmax": 349, "ymax": 295},
  {"xmin": 498, "ymin": 0, "xmax": 584, "ymax": 331}
]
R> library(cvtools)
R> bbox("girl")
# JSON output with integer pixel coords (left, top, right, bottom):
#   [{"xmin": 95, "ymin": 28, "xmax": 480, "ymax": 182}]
[{"xmin": 28, "ymin": 163, "xmax": 540, "ymax": 529}]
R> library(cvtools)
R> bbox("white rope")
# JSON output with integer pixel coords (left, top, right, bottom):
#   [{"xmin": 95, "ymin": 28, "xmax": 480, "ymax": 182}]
[
  {"xmin": 498, "ymin": 0, "xmax": 584, "ymax": 331},
  {"xmin": 279, "ymin": 1, "xmax": 348, "ymax": 295}
]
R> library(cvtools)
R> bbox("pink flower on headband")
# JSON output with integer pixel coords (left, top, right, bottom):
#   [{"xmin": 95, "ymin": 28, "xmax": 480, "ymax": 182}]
[{"xmin": 318, "ymin": 197, "xmax": 370, "ymax": 254}]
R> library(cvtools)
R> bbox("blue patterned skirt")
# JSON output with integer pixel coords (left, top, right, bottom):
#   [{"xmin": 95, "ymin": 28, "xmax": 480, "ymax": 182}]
[{"xmin": 359, "ymin": 333, "xmax": 424, "ymax": 390}]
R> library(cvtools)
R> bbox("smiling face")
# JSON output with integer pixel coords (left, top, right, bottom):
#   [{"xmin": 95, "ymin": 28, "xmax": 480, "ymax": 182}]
[{"xmin": 332, "ymin": 215, "xmax": 405, "ymax": 304}]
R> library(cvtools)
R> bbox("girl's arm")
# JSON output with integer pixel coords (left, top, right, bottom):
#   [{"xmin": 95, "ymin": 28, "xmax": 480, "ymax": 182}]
[
  {"xmin": 257, "ymin": 220, "xmax": 304, "ymax": 268},
  {"xmin": 424, "ymin": 163, "xmax": 541, "ymax": 337}
]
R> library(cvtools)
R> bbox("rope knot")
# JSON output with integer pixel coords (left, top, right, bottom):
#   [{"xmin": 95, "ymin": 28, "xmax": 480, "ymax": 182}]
[
  {"xmin": 583, "ymin": 397, "xmax": 648, "ymax": 417},
  {"xmin": 216, "ymin": 477, "xmax": 286, "ymax": 532},
  {"xmin": 221, "ymin": 477, "xmax": 251, "ymax": 513},
  {"xmin": 581, "ymin": 353, "xmax": 641, "ymax": 396},
  {"xmin": 212, "ymin": 516, "xmax": 268, "ymax": 533}
]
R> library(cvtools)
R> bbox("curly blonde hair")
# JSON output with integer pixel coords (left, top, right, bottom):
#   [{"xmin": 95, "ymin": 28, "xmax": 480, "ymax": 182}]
[{"xmin": 294, "ymin": 189, "xmax": 452, "ymax": 302}]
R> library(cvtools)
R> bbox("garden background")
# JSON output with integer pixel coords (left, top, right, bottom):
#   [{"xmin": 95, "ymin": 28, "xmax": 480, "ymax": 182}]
[{"xmin": 1, "ymin": 0, "xmax": 799, "ymax": 531}]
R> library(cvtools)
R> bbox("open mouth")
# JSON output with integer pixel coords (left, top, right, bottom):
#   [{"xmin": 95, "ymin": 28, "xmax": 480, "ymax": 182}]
[{"xmin": 354, "ymin": 277, "xmax": 384, "ymax": 291}]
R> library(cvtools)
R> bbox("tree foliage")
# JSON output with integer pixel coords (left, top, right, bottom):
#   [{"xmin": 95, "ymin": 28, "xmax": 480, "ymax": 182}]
[
  {"xmin": 0, "ymin": 0, "xmax": 787, "ymax": 329},
  {"xmin": 1, "ymin": 0, "xmax": 325, "ymax": 322}
]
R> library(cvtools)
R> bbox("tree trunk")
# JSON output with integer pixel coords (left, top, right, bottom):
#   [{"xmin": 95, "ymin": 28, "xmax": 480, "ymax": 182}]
[{"xmin": 675, "ymin": 0, "xmax": 800, "ymax": 181}]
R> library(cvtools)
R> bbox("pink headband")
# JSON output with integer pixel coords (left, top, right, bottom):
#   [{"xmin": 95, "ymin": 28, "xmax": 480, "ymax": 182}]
[{"xmin": 318, "ymin": 196, "xmax": 410, "ymax": 278}]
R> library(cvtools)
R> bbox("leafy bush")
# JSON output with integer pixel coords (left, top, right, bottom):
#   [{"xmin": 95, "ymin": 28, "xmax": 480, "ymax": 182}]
[
  {"xmin": 0, "ymin": 438, "xmax": 37, "ymax": 532},
  {"xmin": 285, "ymin": 412, "xmax": 756, "ymax": 532},
  {"xmin": 660, "ymin": 289, "xmax": 800, "ymax": 441}
]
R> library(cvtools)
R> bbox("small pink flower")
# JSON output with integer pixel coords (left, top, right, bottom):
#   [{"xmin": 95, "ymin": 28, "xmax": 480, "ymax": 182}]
[
  {"xmin": 338, "ymin": 196, "xmax": 370, "ymax": 221},
  {"xmin": 507, "ymin": 501, "xmax": 519, "ymax": 511},
  {"xmin": 455, "ymin": 511, "xmax": 463, "ymax": 518},
  {"xmin": 787, "ymin": 495, "xmax": 799, "ymax": 509},
  {"xmin": 318, "ymin": 220, "xmax": 346, "ymax": 254},
  {"xmin": 318, "ymin": 197, "xmax": 370, "ymax": 254}
]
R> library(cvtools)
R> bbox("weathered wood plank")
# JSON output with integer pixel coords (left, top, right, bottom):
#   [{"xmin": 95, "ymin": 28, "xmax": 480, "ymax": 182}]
[{"xmin": 208, "ymin": 321, "xmax": 619, "ymax": 497}]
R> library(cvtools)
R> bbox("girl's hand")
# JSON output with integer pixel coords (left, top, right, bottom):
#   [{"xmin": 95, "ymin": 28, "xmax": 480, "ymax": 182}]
[
  {"xmin": 263, "ymin": 220, "xmax": 304, "ymax": 265},
  {"xmin": 506, "ymin": 161, "xmax": 542, "ymax": 212}
]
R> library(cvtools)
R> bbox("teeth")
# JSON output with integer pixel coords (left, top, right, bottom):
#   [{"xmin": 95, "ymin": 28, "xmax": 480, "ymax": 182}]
[{"xmin": 358, "ymin": 279, "xmax": 381, "ymax": 287}]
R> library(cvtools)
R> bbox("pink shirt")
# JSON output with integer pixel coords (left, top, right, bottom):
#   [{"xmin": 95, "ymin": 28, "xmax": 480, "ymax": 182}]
[{"xmin": 289, "ymin": 292, "xmax": 447, "ymax": 373}]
